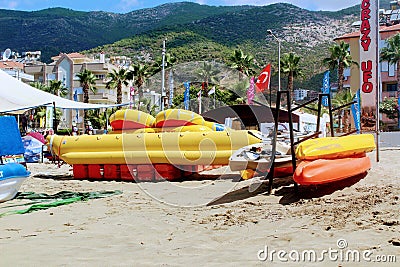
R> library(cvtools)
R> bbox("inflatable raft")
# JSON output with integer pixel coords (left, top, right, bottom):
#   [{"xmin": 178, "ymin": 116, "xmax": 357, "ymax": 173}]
[
  {"xmin": 295, "ymin": 134, "xmax": 376, "ymax": 160},
  {"xmin": 0, "ymin": 163, "xmax": 30, "ymax": 202},
  {"xmin": 293, "ymin": 155, "xmax": 371, "ymax": 185},
  {"xmin": 49, "ymin": 109, "xmax": 261, "ymax": 167},
  {"xmin": 49, "ymin": 130, "xmax": 261, "ymax": 166},
  {"xmin": 110, "ymin": 109, "xmax": 155, "ymax": 130}
]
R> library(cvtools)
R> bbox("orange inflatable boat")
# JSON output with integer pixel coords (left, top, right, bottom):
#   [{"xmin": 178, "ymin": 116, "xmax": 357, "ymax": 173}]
[{"xmin": 293, "ymin": 155, "xmax": 371, "ymax": 185}]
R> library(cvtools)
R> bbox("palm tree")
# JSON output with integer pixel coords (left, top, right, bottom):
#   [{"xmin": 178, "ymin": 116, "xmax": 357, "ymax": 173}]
[
  {"xmin": 76, "ymin": 69, "xmax": 97, "ymax": 122},
  {"xmin": 30, "ymin": 81, "xmax": 63, "ymax": 128},
  {"xmin": 30, "ymin": 81, "xmax": 47, "ymax": 91},
  {"xmin": 129, "ymin": 63, "xmax": 150, "ymax": 109},
  {"xmin": 280, "ymin": 52, "xmax": 303, "ymax": 101},
  {"xmin": 381, "ymin": 33, "xmax": 400, "ymax": 98},
  {"xmin": 106, "ymin": 68, "xmax": 130, "ymax": 108},
  {"xmin": 195, "ymin": 62, "xmax": 220, "ymax": 90},
  {"xmin": 323, "ymin": 41, "xmax": 358, "ymax": 93},
  {"xmin": 151, "ymin": 53, "xmax": 177, "ymax": 107},
  {"xmin": 229, "ymin": 49, "xmax": 256, "ymax": 80},
  {"xmin": 150, "ymin": 53, "xmax": 177, "ymax": 75},
  {"xmin": 332, "ymin": 89, "xmax": 355, "ymax": 132},
  {"xmin": 49, "ymin": 80, "xmax": 68, "ymax": 97}
]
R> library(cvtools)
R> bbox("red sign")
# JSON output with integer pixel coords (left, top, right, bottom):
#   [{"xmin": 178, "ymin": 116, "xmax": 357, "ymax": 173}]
[{"xmin": 359, "ymin": 0, "xmax": 378, "ymax": 132}]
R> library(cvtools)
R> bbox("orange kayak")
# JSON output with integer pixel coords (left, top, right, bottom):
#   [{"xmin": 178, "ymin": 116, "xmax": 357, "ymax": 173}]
[{"xmin": 293, "ymin": 155, "xmax": 371, "ymax": 185}]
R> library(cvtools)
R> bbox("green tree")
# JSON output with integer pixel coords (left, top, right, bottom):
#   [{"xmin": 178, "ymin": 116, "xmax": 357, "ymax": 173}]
[
  {"xmin": 323, "ymin": 41, "xmax": 358, "ymax": 93},
  {"xmin": 49, "ymin": 80, "xmax": 68, "ymax": 97},
  {"xmin": 332, "ymin": 89, "xmax": 354, "ymax": 132},
  {"xmin": 151, "ymin": 53, "xmax": 177, "ymax": 108},
  {"xmin": 195, "ymin": 62, "xmax": 220, "ymax": 90},
  {"xmin": 30, "ymin": 81, "xmax": 48, "ymax": 91},
  {"xmin": 150, "ymin": 53, "xmax": 177, "ymax": 75},
  {"xmin": 195, "ymin": 62, "xmax": 221, "ymax": 111},
  {"xmin": 229, "ymin": 49, "xmax": 256, "ymax": 80},
  {"xmin": 106, "ymin": 68, "xmax": 131, "ymax": 107},
  {"xmin": 381, "ymin": 33, "xmax": 400, "ymax": 108},
  {"xmin": 280, "ymin": 52, "xmax": 303, "ymax": 100},
  {"xmin": 380, "ymin": 97, "xmax": 398, "ymax": 120},
  {"xmin": 30, "ymin": 82, "xmax": 63, "ymax": 128},
  {"xmin": 76, "ymin": 69, "xmax": 97, "ymax": 123},
  {"xmin": 129, "ymin": 63, "xmax": 150, "ymax": 103}
]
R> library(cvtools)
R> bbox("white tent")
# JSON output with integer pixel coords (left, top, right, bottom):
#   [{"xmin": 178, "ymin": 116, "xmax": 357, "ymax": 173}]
[{"xmin": 0, "ymin": 69, "xmax": 127, "ymax": 114}]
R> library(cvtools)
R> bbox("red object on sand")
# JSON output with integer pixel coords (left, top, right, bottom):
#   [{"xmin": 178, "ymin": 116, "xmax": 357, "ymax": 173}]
[
  {"xmin": 73, "ymin": 164, "xmax": 88, "ymax": 179},
  {"xmin": 293, "ymin": 156, "xmax": 371, "ymax": 185}
]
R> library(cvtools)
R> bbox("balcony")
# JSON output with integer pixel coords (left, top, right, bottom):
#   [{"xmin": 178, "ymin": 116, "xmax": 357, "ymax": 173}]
[{"xmin": 90, "ymin": 92, "xmax": 117, "ymax": 103}]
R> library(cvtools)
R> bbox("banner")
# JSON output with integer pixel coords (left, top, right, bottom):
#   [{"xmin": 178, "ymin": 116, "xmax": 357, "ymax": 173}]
[
  {"xmin": 197, "ymin": 89, "xmax": 202, "ymax": 114},
  {"xmin": 45, "ymin": 106, "xmax": 53, "ymax": 129},
  {"xmin": 208, "ymin": 86, "xmax": 215, "ymax": 96},
  {"xmin": 73, "ymin": 89, "xmax": 79, "ymax": 122},
  {"xmin": 169, "ymin": 70, "xmax": 174, "ymax": 107},
  {"xmin": 247, "ymin": 76, "xmax": 255, "ymax": 105},
  {"xmin": 351, "ymin": 89, "xmax": 361, "ymax": 133},
  {"xmin": 183, "ymin": 82, "xmax": 190, "ymax": 110},
  {"xmin": 129, "ymin": 86, "xmax": 135, "ymax": 109},
  {"xmin": 321, "ymin": 71, "xmax": 330, "ymax": 107},
  {"xmin": 359, "ymin": 0, "xmax": 379, "ymax": 132},
  {"xmin": 255, "ymin": 64, "xmax": 271, "ymax": 93}
]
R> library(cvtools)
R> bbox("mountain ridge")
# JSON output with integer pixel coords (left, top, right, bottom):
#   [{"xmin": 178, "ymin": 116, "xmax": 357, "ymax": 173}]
[{"xmin": 0, "ymin": 1, "xmax": 393, "ymax": 89}]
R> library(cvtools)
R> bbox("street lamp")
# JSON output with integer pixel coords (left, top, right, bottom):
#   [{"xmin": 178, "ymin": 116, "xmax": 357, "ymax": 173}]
[
  {"xmin": 267, "ymin": 29, "xmax": 281, "ymax": 93},
  {"xmin": 161, "ymin": 39, "xmax": 166, "ymax": 111}
]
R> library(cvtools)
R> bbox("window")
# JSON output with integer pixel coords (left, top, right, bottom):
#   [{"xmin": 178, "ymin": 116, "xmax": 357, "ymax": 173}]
[
  {"xmin": 386, "ymin": 84, "xmax": 397, "ymax": 92},
  {"xmin": 95, "ymin": 74, "xmax": 105, "ymax": 80}
]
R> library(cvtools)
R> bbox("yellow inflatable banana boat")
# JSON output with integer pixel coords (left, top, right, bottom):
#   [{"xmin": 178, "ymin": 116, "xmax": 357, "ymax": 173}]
[
  {"xmin": 49, "ymin": 130, "xmax": 262, "ymax": 165},
  {"xmin": 109, "ymin": 109, "xmax": 155, "ymax": 130},
  {"xmin": 295, "ymin": 134, "xmax": 376, "ymax": 160},
  {"xmin": 155, "ymin": 109, "xmax": 205, "ymax": 127}
]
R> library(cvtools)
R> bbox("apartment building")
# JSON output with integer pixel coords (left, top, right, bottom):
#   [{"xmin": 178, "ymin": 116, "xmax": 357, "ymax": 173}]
[
  {"xmin": 24, "ymin": 52, "xmax": 131, "ymax": 128},
  {"xmin": 335, "ymin": 23, "xmax": 400, "ymax": 128}
]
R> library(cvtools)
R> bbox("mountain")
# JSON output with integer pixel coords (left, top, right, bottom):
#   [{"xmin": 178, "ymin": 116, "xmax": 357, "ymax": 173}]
[
  {"xmin": 0, "ymin": 1, "xmax": 392, "ymax": 89},
  {"xmin": 0, "ymin": 3, "xmax": 252, "ymax": 62},
  {"xmin": 84, "ymin": 2, "xmax": 361, "ymax": 88}
]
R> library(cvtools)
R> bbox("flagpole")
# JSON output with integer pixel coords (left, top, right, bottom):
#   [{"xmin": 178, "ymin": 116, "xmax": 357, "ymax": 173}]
[
  {"xmin": 214, "ymin": 88, "xmax": 216, "ymax": 109},
  {"xmin": 375, "ymin": 0, "xmax": 380, "ymax": 162},
  {"xmin": 161, "ymin": 39, "xmax": 166, "ymax": 111},
  {"xmin": 198, "ymin": 91, "xmax": 202, "ymax": 114}
]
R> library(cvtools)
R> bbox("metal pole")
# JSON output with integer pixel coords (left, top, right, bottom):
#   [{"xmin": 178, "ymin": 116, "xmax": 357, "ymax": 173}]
[
  {"xmin": 161, "ymin": 39, "xmax": 166, "ymax": 111},
  {"xmin": 375, "ymin": 0, "xmax": 380, "ymax": 162},
  {"xmin": 267, "ymin": 30, "xmax": 281, "ymax": 93},
  {"xmin": 278, "ymin": 39, "xmax": 281, "ymax": 92}
]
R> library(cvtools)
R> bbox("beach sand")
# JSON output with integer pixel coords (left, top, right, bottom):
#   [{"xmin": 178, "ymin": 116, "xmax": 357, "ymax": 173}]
[{"xmin": 0, "ymin": 149, "xmax": 399, "ymax": 266}]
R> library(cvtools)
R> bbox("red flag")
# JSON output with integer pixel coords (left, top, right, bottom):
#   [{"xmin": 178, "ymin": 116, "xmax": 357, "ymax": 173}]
[{"xmin": 255, "ymin": 64, "xmax": 271, "ymax": 93}]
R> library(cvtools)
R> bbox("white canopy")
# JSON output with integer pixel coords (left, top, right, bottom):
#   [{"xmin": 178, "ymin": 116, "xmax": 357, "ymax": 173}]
[{"xmin": 0, "ymin": 69, "xmax": 127, "ymax": 114}]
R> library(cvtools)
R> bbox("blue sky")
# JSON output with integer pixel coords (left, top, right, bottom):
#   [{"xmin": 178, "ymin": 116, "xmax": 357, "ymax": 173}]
[{"xmin": 0, "ymin": 0, "xmax": 361, "ymax": 13}]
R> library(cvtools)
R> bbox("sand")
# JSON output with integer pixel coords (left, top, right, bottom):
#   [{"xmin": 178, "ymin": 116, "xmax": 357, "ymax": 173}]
[{"xmin": 0, "ymin": 149, "xmax": 399, "ymax": 266}]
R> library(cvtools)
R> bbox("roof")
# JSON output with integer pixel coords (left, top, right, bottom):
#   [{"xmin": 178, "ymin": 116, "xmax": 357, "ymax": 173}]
[
  {"xmin": 335, "ymin": 24, "xmax": 400, "ymax": 41},
  {"xmin": 51, "ymin": 52, "xmax": 89, "ymax": 61},
  {"xmin": 201, "ymin": 104, "xmax": 300, "ymax": 126},
  {"xmin": 0, "ymin": 61, "xmax": 24, "ymax": 70}
]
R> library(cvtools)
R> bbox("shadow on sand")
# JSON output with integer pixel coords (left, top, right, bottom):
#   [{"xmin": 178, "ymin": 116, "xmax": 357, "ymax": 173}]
[{"xmin": 207, "ymin": 172, "xmax": 368, "ymax": 206}]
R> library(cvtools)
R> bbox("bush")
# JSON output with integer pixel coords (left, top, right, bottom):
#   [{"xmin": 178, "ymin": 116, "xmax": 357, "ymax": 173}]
[{"xmin": 379, "ymin": 97, "xmax": 399, "ymax": 120}]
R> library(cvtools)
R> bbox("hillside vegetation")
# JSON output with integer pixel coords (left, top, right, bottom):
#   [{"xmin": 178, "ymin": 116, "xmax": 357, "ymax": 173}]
[{"xmin": 1, "ymin": 1, "xmax": 392, "ymax": 90}]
